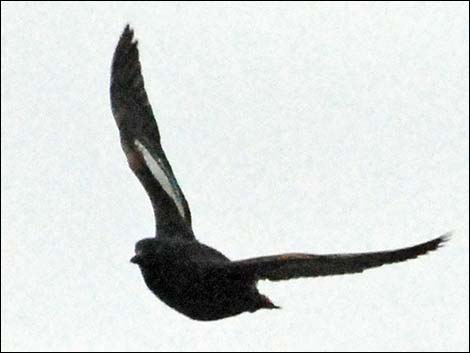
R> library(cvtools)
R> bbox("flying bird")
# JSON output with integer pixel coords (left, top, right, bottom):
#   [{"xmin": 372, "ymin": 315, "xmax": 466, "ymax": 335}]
[{"xmin": 110, "ymin": 25, "xmax": 449, "ymax": 321}]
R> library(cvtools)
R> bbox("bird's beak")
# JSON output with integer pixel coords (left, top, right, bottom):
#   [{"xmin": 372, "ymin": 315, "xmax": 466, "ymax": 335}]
[{"xmin": 130, "ymin": 254, "xmax": 141, "ymax": 264}]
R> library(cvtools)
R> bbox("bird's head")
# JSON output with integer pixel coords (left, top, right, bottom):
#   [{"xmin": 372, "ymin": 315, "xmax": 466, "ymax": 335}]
[{"xmin": 130, "ymin": 238, "xmax": 160, "ymax": 266}]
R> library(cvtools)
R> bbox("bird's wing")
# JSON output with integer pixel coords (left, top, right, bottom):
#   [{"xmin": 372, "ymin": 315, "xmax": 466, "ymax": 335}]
[
  {"xmin": 225, "ymin": 234, "xmax": 449, "ymax": 281},
  {"xmin": 110, "ymin": 25, "xmax": 193, "ymax": 240}
]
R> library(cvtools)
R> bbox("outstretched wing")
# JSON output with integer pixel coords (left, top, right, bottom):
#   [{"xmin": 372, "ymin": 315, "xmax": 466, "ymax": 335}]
[
  {"xmin": 110, "ymin": 25, "xmax": 193, "ymax": 240},
  {"xmin": 226, "ymin": 234, "xmax": 449, "ymax": 281}
]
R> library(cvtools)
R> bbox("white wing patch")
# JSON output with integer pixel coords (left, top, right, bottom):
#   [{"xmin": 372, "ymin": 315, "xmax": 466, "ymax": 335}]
[{"xmin": 134, "ymin": 140, "xmax": 186, "ymax": 218}]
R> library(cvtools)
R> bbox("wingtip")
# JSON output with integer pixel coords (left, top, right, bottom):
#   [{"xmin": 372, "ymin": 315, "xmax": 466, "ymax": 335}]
[
  {"xmin": 112, "ymin": 24, "xmax": 139, "ymax": 67},
  {"xmin": 119, "ymin": 24, "xmax": 135, "ymax": 45},
  {"xmin": 123, "ymin": 23, "xmax": 133, "ymax": 34},
  {"xmin": 422, "ymin": 231, "xmax": 452, "ymax": 254},
  {"xmin": 436, "ymin": 231, "xmax": 453, "ymax": 247}
]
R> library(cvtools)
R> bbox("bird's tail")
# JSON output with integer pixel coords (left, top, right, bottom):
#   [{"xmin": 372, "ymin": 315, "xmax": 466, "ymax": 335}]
[{"xmin": 258, "ymin": 294, "xmax": 281, "ymax": 310}]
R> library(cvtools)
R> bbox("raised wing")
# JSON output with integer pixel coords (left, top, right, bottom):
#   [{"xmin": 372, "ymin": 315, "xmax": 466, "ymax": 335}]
[
  {"xmin": 226, "ymin": 234, "xmax": 450, "ymax": 281},
  {"xmin": 110, "ymin": 25, "xmax": 193, "ymax": 240}
]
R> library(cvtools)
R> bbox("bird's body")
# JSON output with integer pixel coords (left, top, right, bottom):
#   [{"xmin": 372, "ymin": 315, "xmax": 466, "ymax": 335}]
[
  {"xmin": 110, "ymin": 25, "xmax": 449, "ymax": 321},
  {"xmin": 134, "ymin": 238, "xmax": 274, "ymax": 321}
]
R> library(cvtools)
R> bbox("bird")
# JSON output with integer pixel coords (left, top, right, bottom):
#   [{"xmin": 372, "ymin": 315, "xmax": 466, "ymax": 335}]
[{"xmin": 110, "ymin": 25, "xmax": 450, "ymax": 321}]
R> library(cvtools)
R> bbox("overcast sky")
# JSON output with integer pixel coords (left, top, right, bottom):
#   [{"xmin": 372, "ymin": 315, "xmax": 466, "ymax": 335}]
[{"xmin": 2, "ymin": 2, "xmax": 469, "ymax": 351}]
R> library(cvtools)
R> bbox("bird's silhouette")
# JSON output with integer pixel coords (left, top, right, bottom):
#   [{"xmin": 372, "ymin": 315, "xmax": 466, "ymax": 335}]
[{"xmin": 110, "ymin": 25, "xmax": 449, "ymax": 321}]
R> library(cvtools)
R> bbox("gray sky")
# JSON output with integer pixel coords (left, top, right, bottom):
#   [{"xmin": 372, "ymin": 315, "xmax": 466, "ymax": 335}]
[{"xmin": 2, "ymin": 2, "xmax": 469, "ymax": 351}]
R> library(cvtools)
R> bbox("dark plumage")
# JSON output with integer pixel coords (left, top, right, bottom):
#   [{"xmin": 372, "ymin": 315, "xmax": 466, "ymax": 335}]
[{"xmin": 110, "ymin": 25, "xmax": 449, "ymax": 321}]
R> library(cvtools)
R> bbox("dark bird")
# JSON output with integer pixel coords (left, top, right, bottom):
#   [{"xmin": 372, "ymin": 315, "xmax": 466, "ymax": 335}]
[{"xmin": 110, "ymin": 25, "xmax": 450, "ymax": 321}]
